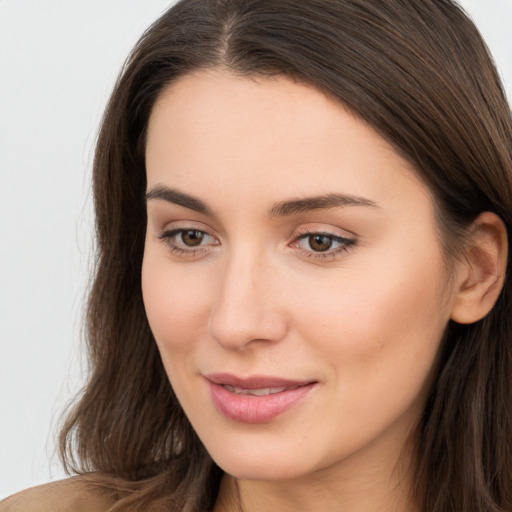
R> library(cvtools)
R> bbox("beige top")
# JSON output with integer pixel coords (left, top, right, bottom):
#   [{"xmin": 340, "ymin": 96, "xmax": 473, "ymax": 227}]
[{"xmin": 0, "ymin": 477, "xmax": 116, "ymax": 512}]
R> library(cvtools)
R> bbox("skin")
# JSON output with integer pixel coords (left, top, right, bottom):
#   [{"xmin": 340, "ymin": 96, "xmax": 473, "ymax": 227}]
[{"xmin": 141, "ymin": 70, "xmax": 473, "ymax": 511}]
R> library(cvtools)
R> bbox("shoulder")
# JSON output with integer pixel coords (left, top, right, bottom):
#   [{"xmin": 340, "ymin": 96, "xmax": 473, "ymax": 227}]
[{"xmin": 0, "ymin": 476, "xmax": 117, "ymax": 512}]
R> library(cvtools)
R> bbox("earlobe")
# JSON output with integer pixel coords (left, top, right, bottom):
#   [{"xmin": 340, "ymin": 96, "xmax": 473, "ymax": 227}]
[{"xmin": 450, "ymin": 212, "xmax": 508, "ymax": 325}]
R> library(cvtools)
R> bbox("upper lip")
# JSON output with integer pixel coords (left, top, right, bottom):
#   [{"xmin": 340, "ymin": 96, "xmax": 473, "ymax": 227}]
[{"xmin": 204, "ymin": 373, "xmax": 317, "ymax": 389}]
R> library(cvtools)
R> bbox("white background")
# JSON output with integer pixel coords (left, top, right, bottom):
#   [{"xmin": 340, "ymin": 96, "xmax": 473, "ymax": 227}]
[{"xmin": 1, "ymin": 0, "xmax": 511, "ymax": 499}]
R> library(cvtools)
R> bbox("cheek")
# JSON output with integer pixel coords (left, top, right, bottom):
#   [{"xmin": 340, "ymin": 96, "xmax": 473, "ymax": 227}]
[
  {"xmin": 290, "ymin": 250, "xmax": 450, "ymax": 398},
  {"xmin": 141, "ymin": 250, "xmax": 211, "ymax": 357},
  {"xmin": 272, "ymin": 255, "xmax": 450, "ymax": 464}
]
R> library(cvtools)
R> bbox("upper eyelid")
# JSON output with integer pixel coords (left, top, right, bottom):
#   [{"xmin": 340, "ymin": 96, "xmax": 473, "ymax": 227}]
[
  {"xmin": 296, "ymin": 232, "xmax": 354, "ymax": 242},
  {"xmin": 158, "ymin": 225, "xmax": 354, "ymax": 238},
  {"xmin": 158, "ymin": 220, "xmax": 219, "ymax": 238},
  {"xmin": 293, "ymin": 224, "xmax": 357, "ymax": 240},
  {"xmin": 293, "ymin": 232, "xmax": 356, "ymax": 249},
  {"xmin": 160, "ymin": 228, "xmax": 217, "ymax": 242}
]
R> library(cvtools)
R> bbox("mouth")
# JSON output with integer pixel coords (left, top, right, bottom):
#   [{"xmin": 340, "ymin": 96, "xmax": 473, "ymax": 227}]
[
  {"xmin": 221, "ymin": 384, "xmax": 299, "ymax": 396},
  {"xmin": 204, "ymin": 373, "xmax": 318, "ymax": 424}
]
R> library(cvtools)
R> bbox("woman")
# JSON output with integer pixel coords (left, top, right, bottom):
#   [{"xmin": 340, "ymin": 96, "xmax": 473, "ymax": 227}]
[{"xmin": 2, "ymin": 0, "xmax": 511, "ymax": 511}]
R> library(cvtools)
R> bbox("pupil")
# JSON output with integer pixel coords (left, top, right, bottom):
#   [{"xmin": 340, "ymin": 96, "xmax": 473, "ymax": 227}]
[
  {"xmin": 182, "ymin": 230, "xmax": 204, "ymax": 247},
  {"xmin": 309, "ymin": 234, "xmax": 332, "ymax": 252}
]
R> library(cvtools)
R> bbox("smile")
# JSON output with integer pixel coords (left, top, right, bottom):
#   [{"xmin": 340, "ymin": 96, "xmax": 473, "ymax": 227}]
[
  {"xmin": 222, "ymin": 385, "xmax": 296, "ymax": 396},
  {"xmin": 205, "ymin": 374, "xmax": 317, "ymax": 424}
]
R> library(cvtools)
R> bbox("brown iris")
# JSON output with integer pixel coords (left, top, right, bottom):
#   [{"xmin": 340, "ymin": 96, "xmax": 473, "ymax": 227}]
[
  {"xmin": 181, "ymin": 230, "xmax": 205, "ymax": 247},
  {"xmin": 308, "ymin": 234, "xmax": 333, "ymax": 252}
]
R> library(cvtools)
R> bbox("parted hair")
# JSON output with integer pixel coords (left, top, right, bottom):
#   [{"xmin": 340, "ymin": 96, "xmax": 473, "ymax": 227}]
[{"xmin": 59, "ymin": 1, "xmax": 512, "ymax": 510}]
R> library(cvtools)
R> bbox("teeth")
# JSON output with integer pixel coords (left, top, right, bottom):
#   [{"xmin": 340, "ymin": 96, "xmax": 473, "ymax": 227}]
[{"xmin": 223, "ymin": 385, "xmax": 295, "ymax": 396}]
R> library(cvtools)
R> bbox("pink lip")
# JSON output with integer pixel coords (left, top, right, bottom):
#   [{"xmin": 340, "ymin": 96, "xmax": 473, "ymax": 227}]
[{"xmin": 205, "ymin": 373, "xmax": 317, "ymax": 424}]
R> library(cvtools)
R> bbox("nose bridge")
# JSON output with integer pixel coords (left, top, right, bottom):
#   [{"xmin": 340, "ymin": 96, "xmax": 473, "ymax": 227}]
[{"xmin": 208, "ymin": 244, "xmax": 287, "ymax": 349}]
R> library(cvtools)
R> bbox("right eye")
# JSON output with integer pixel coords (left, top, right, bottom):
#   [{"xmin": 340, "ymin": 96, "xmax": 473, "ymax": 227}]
[{"xmin": 158, "ymin": 228, "xmax": 219, "ymax": 255}]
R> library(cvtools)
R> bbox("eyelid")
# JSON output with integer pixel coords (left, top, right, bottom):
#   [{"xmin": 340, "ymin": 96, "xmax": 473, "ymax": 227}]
[
  {"xmin": 159, "ymin": 228, "xmax": 218, "ymax": 244},
  {"xmin": 155, "ymin": 222, "xmax": 356, "ymax": 261},
  {"xmin": 289, "ymin": 225, "xmax": 357, "ymax": 261},
  {"xmin": 157, "ymin": 224, "xmax": 220, "ymax": 257},
  {"xmin": 157, "ymin": 219, "xmax": 219, "ymax": 240},
  {"xmin": 293, "ymin": 223, "xmax": 357, "ymax": 239}
]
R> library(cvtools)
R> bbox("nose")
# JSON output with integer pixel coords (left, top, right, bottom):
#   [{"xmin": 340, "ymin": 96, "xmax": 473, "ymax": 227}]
[{"xmin": 208, "ymin": 249, "xmax": 289, "ymax": 350}]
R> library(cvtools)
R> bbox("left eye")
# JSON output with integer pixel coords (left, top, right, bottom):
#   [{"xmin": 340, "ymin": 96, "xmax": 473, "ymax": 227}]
[{"xmin": 295, "ymin": 233, "xmax": 355, "ymax": 254}]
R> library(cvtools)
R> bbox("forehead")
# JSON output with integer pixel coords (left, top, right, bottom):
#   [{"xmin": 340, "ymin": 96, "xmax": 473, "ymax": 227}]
[{"xmin": 145, "ymin": 70, "xmax": 431, "ymax": 213}]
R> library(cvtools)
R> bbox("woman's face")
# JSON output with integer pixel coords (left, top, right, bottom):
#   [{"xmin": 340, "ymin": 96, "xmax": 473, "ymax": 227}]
[{"xmin": 142, "ymin": 70, "xmax": 458, "ymax": 482}]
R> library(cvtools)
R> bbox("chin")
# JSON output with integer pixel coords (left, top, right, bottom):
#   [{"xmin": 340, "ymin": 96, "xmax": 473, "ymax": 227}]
[
  {"xmin": 203, "ymin": 435, "xmax": 320, "ymax": 482},
  {"xmin": 215, "ymin": 456, "xmax": 309, "ymax": 482}
]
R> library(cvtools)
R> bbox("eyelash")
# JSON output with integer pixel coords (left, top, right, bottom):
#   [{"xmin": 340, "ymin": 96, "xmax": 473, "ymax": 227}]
[
  {"xmin": 157, "ymin": 228, "xmax": 356, "ymax": 261},
  {"xmin": 158, "ymin": 229, "xmax": 215, "ymax": 257},
  {"xmin": 291, "ymin": 229, "xmax": 356, "ymax": 261}
]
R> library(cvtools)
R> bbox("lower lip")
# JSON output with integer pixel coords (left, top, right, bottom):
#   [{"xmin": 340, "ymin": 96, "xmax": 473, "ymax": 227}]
[{"xmin": 207, "ymin": 381, "xmax": 316, "ymax": 424}]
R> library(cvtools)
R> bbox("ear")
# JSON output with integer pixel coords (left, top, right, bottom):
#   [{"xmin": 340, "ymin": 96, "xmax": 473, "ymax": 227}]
[{"xmin": 451, "ymin": 211, "xmax": 508, "ymax": 324}]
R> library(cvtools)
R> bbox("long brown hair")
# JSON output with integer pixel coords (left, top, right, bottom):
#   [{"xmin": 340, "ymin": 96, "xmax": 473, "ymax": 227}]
[{"xmin": 59, "ymin": 1, "xmax": 512, "ymax": 510}]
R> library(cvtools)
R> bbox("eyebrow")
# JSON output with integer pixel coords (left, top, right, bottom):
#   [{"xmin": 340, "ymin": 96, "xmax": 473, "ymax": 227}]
[
  {"xmin": 145, "ymin": 185, "xmax": 214, "ymax": 216},
  {"xmin": 145, "ymin": 185, "xmax": 378, "ymax": 217},
  {"xmin": 268, "ymin": 193, "xmax": 378, "ymax": 217}
]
